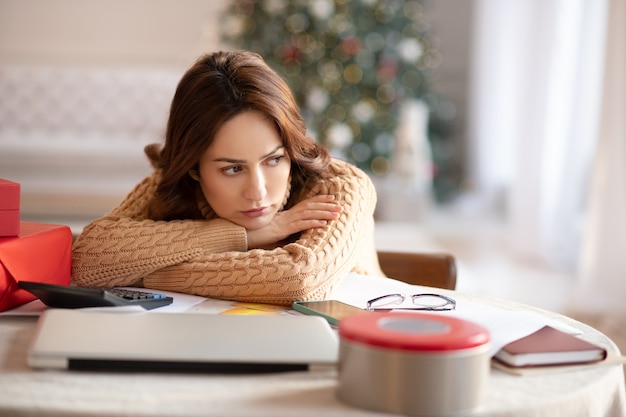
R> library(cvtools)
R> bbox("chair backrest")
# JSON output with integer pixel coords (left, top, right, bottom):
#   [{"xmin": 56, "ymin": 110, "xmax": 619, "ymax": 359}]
[{"xmin": 377, "ymin": 251, "xmax": 457, "ymax": 290}]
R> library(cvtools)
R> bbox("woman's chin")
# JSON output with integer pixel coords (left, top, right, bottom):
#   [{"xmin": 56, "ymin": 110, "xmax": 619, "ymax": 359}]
[{"xmin": 234, "ymin": 217, "xmax": 271, "ymax": 231}]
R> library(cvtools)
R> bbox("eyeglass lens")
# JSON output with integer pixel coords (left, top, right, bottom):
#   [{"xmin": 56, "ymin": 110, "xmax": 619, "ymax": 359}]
[
  {"xmin": 412, "ymin": 294, "xmax": 454, "ymax": 309},
  {"xmin": 367, "ymin": 294, "xmax": 405, "ymax": 310},
  {"xmin": 367, "ymin": 293, "xmax": 455, "ymax": 311}
]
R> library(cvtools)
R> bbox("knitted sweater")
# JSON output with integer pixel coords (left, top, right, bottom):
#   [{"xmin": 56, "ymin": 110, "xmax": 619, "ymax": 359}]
[{"xmin": 72, "ymin": 158, "xmax": 382, "ymax": 305}]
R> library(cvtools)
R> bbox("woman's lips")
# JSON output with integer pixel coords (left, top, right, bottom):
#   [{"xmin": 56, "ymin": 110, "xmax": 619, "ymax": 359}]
[{"xmin": 242, "ymin": 207, "xmax": 266, "ymax": 218}]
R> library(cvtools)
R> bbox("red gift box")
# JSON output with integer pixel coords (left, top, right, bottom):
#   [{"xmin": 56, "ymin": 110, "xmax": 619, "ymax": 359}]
[
  {"xmin": 0, "ymin": 179, "xmax": 20, "ymax": 237},
  {"xmin": 0, "ymin": 222, "xmax": 72, "ymax": 311}
]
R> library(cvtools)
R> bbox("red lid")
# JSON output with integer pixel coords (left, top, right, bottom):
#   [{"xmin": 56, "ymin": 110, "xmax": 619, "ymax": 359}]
[{"xmin": 339, "ymin": 312, "xmax": 490, "ymax": 352}]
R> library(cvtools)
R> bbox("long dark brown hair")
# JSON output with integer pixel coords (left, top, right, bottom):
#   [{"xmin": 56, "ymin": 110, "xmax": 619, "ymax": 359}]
[{"xmin": 145, "ymin": 50, "xmax": 331, "ymax": 221}]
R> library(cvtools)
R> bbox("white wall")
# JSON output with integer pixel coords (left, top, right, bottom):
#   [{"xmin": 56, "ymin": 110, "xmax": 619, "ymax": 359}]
[
  {"xmin": 0, "ymin": 0, "xmax": 230, "ymax": 228},
  {"xmin": 0, "ymin": 0, "xmax": 228, "ymax": 68}
]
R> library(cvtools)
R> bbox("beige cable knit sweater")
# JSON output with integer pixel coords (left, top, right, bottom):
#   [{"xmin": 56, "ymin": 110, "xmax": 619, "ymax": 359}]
[{"xmin": 72, "ymin": 158, "xmax": 382, "ymax": 305}]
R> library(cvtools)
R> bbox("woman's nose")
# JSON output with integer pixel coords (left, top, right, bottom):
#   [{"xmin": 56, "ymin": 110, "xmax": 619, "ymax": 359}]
[{"xmin": 243, "ymin": 169, "xmax": 266, "ymax": 201}]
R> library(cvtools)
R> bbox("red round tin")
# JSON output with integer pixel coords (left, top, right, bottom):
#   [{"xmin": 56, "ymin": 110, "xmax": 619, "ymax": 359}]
[{"xmin": 337, "ymin": 312, "xmax": 490, "ymax": 416}]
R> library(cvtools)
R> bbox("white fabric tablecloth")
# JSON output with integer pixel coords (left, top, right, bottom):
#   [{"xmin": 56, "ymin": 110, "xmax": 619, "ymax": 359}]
[{"xmin": 0, "ymin": 274, "xmax": 624, "ymax": 417}]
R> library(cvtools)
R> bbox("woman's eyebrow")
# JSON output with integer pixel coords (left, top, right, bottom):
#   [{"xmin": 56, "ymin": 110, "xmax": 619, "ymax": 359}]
[
  {"xmin": 212, "ymin": 146, "xmax": 284, "ymax": 163},
  {"xmin": 262, "ymin": 145, "xmax": 285, "ymax": 158}
]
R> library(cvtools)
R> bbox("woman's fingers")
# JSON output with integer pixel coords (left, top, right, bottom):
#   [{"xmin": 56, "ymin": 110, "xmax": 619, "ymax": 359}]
[
  {"xmin": 246, "ymin": 195, "xmax": 343, "ymax": 249},
  {"xmin": 291, "ymin": 195, "xmax": 343, "ymax": 219}
]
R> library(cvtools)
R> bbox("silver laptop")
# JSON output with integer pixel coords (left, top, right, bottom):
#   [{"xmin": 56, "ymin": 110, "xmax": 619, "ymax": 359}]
[{"xmin": 28, "ymin": 309, "xmax": 338, "ymax": 373}]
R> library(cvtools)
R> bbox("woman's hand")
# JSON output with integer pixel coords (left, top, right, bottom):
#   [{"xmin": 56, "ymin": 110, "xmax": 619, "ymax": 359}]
[{"xmin": 247, "ymin": 194, "xmax": 342, "ymax": 249}]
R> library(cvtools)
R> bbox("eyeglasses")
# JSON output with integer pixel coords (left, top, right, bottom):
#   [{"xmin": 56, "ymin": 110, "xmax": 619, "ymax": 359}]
[{"xmin": 366, "ymin": 293, "xmax": 456, "ymax": 311}]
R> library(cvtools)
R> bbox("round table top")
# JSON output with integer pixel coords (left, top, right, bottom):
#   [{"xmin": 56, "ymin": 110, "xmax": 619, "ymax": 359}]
[{"xmin": 0, "ymin": 273, "xmax": 624, "ymax": 417}]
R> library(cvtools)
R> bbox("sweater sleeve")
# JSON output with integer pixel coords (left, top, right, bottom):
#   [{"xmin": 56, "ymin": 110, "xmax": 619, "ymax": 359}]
[
  {"xmin": 71, "ymin": 174, "xmax": 248, "ymax": 288},
  {"xmin": 142, "ymin": 160, "xmax": 378, "ymax": 305}
]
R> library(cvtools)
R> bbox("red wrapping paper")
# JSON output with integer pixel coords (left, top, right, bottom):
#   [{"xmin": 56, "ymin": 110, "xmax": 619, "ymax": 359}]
[{"xmin": 0, "ymin": 222, "xmax": 72, "ymax": 311}]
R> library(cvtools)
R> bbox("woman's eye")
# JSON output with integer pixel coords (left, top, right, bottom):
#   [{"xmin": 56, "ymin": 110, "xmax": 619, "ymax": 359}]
[
  {"xmin": 222, "ymin": 165, "xmax": 243, "ymax": 176},
  {"xmin": 267, "ymin": 155, "xmax": 285, "ymax": 166}
]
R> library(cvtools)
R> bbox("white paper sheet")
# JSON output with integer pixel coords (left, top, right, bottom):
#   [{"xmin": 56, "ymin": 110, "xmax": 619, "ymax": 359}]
[{"xmin": 3, "ymin": 273, "xmax": 581, "ymax": 357}]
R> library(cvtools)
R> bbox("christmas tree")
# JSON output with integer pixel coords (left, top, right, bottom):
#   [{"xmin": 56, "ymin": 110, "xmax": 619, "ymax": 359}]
[{"xmin": 221, "ymin": 0, "xmax": 456, "ymax": 201}]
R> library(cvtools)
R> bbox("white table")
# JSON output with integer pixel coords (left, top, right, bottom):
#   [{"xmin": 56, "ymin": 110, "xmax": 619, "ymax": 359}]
[{"xmin": 0, "ymin": 274, "xmax": 624, "ymax": 417}]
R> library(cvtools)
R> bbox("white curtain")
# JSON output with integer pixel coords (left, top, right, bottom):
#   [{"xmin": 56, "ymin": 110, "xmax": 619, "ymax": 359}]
[
  {"xmin": 571, "ymin": 0, "xmax": 626, "ymax": 313},
  {"xmin": 469, "ymin": 0, "xmax": 625, "ymax": 313},
  {"xmin": 468, "ymin": 0, "xmax": 610, "ymax": 267}
]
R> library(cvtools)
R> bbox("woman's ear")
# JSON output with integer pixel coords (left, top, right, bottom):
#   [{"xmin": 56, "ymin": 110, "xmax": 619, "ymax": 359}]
[{"xmin": 189, "ymin": 170, "xmax": 200, "ymax": 181}]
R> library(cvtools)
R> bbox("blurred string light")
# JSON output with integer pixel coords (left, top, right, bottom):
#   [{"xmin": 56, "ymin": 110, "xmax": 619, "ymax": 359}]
[{"xmin": 221, "ymin": 0, "xmax": 454, "ymax": 197}]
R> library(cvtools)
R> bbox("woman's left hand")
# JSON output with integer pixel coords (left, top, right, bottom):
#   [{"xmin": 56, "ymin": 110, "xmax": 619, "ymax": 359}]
[{"xmin": 246, "ymin": 194, "xmax": 342, "ymax": 249}]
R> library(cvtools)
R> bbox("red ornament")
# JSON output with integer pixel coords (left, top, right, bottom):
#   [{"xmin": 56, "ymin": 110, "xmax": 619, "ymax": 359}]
[
  {"xmin": 280, "ymin": 44, "xmax": 301, "ymax": 64},
  {"xmin": 340, "ymin": 37, "xmax": 361, "ymax": 56},
  {"xmin": 377, "ymin": 59, "xmax": 398, "ymax": 82}
]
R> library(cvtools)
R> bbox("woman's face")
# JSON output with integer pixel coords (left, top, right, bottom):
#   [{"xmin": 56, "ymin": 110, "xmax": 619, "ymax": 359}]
[{"xmin": 197, "ymin": 111, "xmax": 291, "ymax": 231}]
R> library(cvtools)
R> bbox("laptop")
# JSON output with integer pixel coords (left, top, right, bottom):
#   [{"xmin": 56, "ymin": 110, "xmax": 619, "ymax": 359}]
[{"xmin": 27, "ymin": 309, "xmax": 339, "ymax": 373}]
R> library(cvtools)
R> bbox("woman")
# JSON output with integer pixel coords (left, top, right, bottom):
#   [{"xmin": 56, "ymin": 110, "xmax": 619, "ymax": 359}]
[{"xmin": 72, "ymin": 50, "xmax": 382, "ymax": 305}]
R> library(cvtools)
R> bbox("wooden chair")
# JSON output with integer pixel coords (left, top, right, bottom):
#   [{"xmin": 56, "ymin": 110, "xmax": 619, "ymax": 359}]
[{"xmin": 377, "ymin": 251, "xmax": 457, "ymax": 290}]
